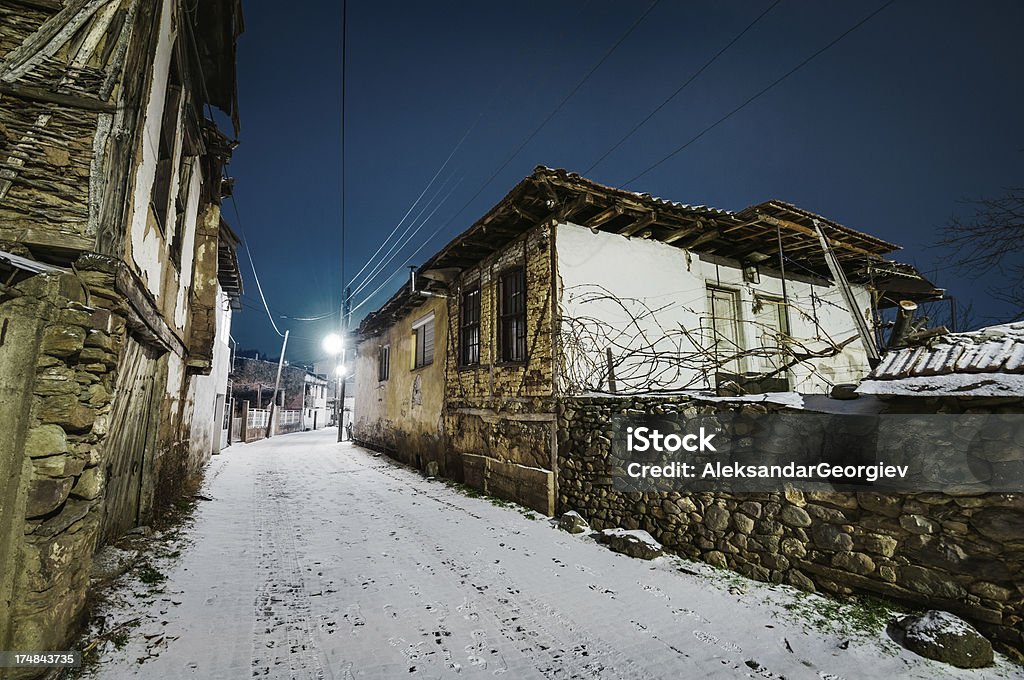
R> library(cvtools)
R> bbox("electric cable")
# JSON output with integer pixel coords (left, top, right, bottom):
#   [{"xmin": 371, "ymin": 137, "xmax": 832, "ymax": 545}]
[
  {"xmin": 621, "ymin": 0, "xmax": 896, "ymax": 186},
  {"xmin": 584, "ymin": 0, "xmax": 782, "ymax": 174}
]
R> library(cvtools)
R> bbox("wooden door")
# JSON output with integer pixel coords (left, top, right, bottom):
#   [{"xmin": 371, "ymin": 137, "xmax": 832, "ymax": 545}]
[{"xmin": 100, "ymin": 338, "xmax": 164, "ymax": 544}]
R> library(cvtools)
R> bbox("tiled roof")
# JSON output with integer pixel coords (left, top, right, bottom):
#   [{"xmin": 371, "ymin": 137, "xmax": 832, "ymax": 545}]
[{"xmin": 858, "ymin": 322, "xmax": 1024, "ymax": 397}]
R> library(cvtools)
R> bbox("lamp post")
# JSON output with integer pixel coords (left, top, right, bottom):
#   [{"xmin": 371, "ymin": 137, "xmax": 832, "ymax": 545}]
[{"xmin": 322, "ymin": 333, "xmax": 346, "ymax": 440}]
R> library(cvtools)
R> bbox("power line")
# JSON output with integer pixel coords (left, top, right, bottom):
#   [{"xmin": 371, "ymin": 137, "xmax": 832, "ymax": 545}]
[
  {"xmin": 347, "ymin": 0, "xmax": 663, "ymax": 317},
  {"xmin": 584, "ymin": 0, "xmax": 782, "ymax": 175},
  {"xmin": 622, "ymin": 0, "xmax": 896, "ymax": 186},
  {"xmin": 346, "ymin": 120, "xmax": 477, "ymax": 292},
  {"xmin": 349, "ymin": 174, "xmax": 465, "ymax": 299},
  {"xmin": 432, "ymin": 0, "xmax": 663, "ymax": 242},
  {"xmin": 347, "ymin": 176, "xmax": 467, "ymax": 314},
  {"xmin": 230, "ymin": 194, "xmax": 286, "ymax": 337},
  {"xmin": 348, "ymin": 172, "xmax": 459, "ymax": 296}
]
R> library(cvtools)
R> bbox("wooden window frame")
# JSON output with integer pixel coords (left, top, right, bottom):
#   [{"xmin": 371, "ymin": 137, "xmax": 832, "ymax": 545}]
[
  {"xmin": 706, "ymin": 285, "xmax": 745, "ymax": 376},
  {"xmin": 460, "ymin": 286, "xmax": 481, "ymax": 366},
  {"xmin": 498, "ymin": 267, "xmax": 527, "ymax": 363},
  {"xmin": 412, "ymin": 314, "xmax": 435, "ymax": 369}
]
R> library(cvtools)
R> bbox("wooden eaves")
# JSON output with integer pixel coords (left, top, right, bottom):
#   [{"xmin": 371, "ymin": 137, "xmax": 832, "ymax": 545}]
[{"xmin": 358, "ymin": 166, "xmax": 928, "ymax": 337}]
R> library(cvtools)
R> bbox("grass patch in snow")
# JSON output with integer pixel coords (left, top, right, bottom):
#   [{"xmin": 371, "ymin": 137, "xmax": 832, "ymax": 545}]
[
  {"xmin": 441, "ymin": 480, "xmax": 542, "ymax": 520},
  {"xmin": 135, "ymin": 562, "xmax": 166, "ymax": 586},
  {"xmin": 777, "ymin": 589, "xmax": 905, "ymax": 645}
]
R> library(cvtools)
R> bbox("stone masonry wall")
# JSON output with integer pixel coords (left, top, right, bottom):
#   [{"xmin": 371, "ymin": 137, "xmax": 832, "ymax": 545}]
[
  {"xmin": 556, "ymin": 395, "xmax": 1024, "ymax": 657},
  {"xmin": 442, "ymin": 223, "xmax": 558, "ymax": 514},
  {"xmin": 0, "ymin": 271, "xmax": 124, "ymax": 669}
]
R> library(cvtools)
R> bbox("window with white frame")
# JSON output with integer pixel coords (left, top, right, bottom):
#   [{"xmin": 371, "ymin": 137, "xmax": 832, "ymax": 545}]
[
  {"xmin": 706, "ymin": 286, "xmax": 743, "ymax": 375},
  {"xmin": 412, "ymin": 313, "xmax": 434, "ymax": 369}
]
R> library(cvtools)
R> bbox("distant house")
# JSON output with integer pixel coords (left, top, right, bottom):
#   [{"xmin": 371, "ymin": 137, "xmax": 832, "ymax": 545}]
[
  {"xmin": 232, "ymin": 358, "xmax": 332, "ymax": 431},
  {"xmin": 353, "ymin": 166, "xmax": 941, "ymax": 512}
]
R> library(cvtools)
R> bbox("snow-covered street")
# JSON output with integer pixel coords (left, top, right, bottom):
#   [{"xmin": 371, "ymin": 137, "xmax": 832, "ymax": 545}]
[{"xmin": 82, "ymin": 429, "xmax": 1014, "ymax": 680}]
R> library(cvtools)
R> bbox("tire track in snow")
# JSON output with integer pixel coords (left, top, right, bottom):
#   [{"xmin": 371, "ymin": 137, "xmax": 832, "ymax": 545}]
[{"xmin": 251, "ymin": 461, "xmax": 330, "ymax": 679}]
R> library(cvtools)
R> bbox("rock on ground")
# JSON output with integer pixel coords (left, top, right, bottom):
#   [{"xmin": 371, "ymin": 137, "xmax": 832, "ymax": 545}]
[
  {"xmin": 558, "ymin": 511, "xmax": 590, "ymax": 534},
  {"xmin": 889, "ymin": 610, "xmax": 994, "ymax": 669},
  {"xmin": 597, "ymin": 528, "xmax": 664, "ymax": 560}
]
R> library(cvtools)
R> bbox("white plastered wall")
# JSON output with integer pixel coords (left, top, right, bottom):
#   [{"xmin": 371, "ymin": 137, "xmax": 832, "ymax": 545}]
[
  {"xmin": 555, "ymin": 222, "xmax": 872, "ymax": 395},
  {"xmin": 188, "ymin": 287, "xmax": 233, "ymax": 458},
  {"xmin": 127, "ymin": 0, "xmax": 175, "ymax": 297}
]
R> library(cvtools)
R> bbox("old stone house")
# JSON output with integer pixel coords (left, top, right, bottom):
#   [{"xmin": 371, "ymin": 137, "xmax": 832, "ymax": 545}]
[
  {"xmin": 354, "ymin": 168, "xmax": 1022, "ymax": 656},
  {"xmin": 0, "ymin": 0, "xmax": 243, "ymax": 664},
  {"xmin": 353, "ymin": 166, "xmax": 941, "ymax": 514}
]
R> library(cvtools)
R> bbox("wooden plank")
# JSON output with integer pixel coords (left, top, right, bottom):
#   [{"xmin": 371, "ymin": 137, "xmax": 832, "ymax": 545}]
[
  {"xmin": 0, "ymin": 82, "xmax": 116, "ymax": 112},
  {"xmin": 557, "ymin": 193, "xmax": 593, "ymax": 222},
  {"xmin": 618, "ymin": 212, "xmax": 656, "ymax": 237},
  {"xmin": 757, "ymin": 212, "xmax": 883, "ymax": 260},
  {"xmin": 721, "ymin": 218, "xmax": 762, "ymax": 234},
  {"xmin": 678, "ymin": 229, "xmax": 721, "ymax": 250},
  {"xmin": 584, "ymin": 205, "xmax": 622, "ymax": 229},
  {"xmin": 660, "ymin": 224, "xmax": 699, "ymax": 245},
  {"xmin": 2, "ymin": 0, "xmax": 63, "ymax": 11},
  {"xmin": 0, "ymin": 0, "xmax": 109, "ymax": 83},
  {"xmin": 115, "ymin": 264, "xmax": 187, "ymax": 356}
]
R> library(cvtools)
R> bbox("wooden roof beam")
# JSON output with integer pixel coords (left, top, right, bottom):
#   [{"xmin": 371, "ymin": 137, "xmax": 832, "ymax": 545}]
[
  {"xmin": 757, "ymin": 213, "xmax": 883, "ymax": 260},
  {"xmin": 678, "ymin": 229, "xmax": 721, "ymax": 250},
  {"xmin": 585, "ymin": 205, "xmax": 624, "ymax": 230},
  {"xmin": 721, "ymin": 218, "xmax": 763, "ymax": 234},
  {"xmin": 661, "ymin": 224, "xmax": 701, "ymax": 245},
  {"xmin": 557, "ymin": 193, "xmax": 594, "ymax": 222},
  {"xmin": 618, "ymin": 212, "xmax": 657, "ymax": 237}
]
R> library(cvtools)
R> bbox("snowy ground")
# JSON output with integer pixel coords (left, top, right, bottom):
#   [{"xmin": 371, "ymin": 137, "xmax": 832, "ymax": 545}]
[{"xmin": 77, "ymin": 429, "xmax": 1018, "ymax": 680}]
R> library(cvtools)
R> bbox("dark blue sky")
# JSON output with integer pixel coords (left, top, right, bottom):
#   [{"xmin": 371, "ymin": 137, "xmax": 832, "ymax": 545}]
[{"xmin": 227, "ymin": 0, "xmax": 1024, "ymax": 363}]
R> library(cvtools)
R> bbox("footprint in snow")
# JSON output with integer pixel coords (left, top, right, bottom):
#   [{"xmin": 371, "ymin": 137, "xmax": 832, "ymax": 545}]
[
  {"xmin": 343, "ymin": 604, "xmax": 365, "ymax": 628},
  {"xmin": 641, "ymin": 584, "xmax": 668, "ymax": 599},
  {"xmin": 694, "ymin": 630, "xmax": 743, "ymax": 653},
  {"xmin": 672, "ymin": 608, "xmax": 710, "ymax": 624}
]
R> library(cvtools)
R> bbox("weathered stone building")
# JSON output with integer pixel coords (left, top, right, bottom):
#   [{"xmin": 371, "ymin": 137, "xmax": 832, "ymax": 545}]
[
  {"xmin": 353, "ymin": 166, "xmax": 941, "ymax": 515},
  {"xmin": 357, "ymin": 176, "xmax": 1022, "ymax": 656},
  {"xmin": 0, "ymin": 0, "xmax": 243, "ymax": 669}
]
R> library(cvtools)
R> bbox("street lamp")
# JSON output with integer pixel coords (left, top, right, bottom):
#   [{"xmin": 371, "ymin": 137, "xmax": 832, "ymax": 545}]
[
  {"xmin": 322, "ymin": 333, "xmax": 344, "ymax": 356},
  {"xmin": 322, "ymin": 333, "xmax": 347, "ymax": 439}
]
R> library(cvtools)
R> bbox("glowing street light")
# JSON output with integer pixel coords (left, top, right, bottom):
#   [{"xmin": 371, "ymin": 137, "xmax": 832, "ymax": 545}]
[{"xmin": 322, "ymin": 333, "xmax": 344, "ymax": 356}]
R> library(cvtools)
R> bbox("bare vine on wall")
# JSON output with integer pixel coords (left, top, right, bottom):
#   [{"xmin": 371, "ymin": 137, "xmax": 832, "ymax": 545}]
[{"xmin": 558, "ymin": 284, "xmax": 857, "ymax": 395}]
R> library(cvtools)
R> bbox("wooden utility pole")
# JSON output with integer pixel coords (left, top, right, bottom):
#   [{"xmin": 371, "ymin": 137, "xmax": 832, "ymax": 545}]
[
  {"xmin": 266, "ymin": 329, "xmax": 289, "ymax": 438},
  {"xmin": 337, "ymin": 0, "xmax": 349, "ymax": 444},
  {"xmin": 337, "ymin": 286, "xmax": 350, "ymax": 442}
]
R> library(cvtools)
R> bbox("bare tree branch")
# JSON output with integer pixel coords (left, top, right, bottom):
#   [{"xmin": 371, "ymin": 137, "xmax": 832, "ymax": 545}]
[{"xmin": 938, "ymin": 188, "xmax": 1024, "ymax": 318}]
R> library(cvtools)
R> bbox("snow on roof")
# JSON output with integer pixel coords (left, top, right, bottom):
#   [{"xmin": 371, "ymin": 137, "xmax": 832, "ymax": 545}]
[{"xmin": 858, "ymin": 322, "xmax": 1024, "ymax": 397}]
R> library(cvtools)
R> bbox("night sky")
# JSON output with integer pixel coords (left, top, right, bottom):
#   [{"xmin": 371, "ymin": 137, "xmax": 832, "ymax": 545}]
[{"xmin": 226, "ymin": 0, "xmax": 1024, "ymax": 364}]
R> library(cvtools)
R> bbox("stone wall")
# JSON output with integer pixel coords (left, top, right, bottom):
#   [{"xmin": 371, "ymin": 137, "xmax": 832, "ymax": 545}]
[
  {"xmin": 0, "ymin": 271, "xmax": 124, "ymax": 669},
  {"xmin": 442, "ymin": 223, "xmax": 558, "ymax": 514},
  {"xmin": 556, "ymin": 395, "xmax": 1024, "ymax": 657}
]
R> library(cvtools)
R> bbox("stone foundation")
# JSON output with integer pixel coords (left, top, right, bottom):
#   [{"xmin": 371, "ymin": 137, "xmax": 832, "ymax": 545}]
[{"xmin": 0, "ymin": 271, "xmax": 123, "ymax": 667}]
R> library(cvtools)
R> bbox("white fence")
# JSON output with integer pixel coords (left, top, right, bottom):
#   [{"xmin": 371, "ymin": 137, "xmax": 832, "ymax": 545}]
[{"xmin": 247, "ymin": 408, "xmax": 269, "ymax": 429}]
